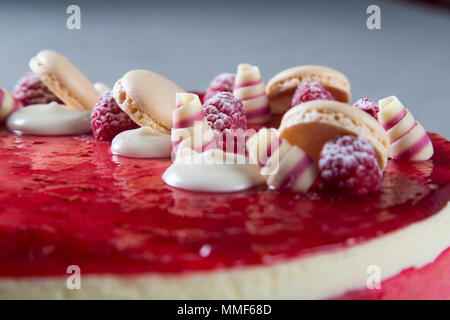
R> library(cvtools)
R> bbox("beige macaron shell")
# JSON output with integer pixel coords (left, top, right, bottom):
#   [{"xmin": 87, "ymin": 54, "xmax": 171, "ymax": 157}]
[
  {"xmin": 279, "ymin": 100, "xmax": 389, "ymax": 170},
  {"xmin": 29, "ymin": 50, "xmax": 99, "ymax": 110},
  {"xmin": 266, "ymin": 65, "xmax": 351, "ymax": 114},
  {"xmin": 113, "ymin": 70, "xmax": 184, "ymax": 134}
]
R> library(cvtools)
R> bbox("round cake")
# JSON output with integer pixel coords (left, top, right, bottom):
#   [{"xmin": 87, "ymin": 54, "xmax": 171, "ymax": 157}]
[
  {"xmin": 0, "ymin": 129, "xmax": 448, "ymax": 299},
  {"xmin": 1, "ymin": 51, "xmax": 448, "ymax": 299}
]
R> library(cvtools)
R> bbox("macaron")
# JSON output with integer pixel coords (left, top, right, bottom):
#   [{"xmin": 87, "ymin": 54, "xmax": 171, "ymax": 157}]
[
  {"xmin": 29, "ymin": 50, "xmax": 99, "ymax": 110},
  {"xmin": 113, "ymin": 69, "xmax": 184, "ymax": 134},
  {"xmin": 278, "ymin": 100, "xmax": 389, "ymax": 169},
  {"xmin": 266, "ymin": 65, "xmax": 351, "ymax": 115},
  {"xmin": 0, "ymin": 88, "xmax": 22, "ymax": 122}
]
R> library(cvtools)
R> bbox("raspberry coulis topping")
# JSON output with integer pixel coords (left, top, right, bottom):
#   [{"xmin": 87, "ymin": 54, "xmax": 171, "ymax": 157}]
[
  {"xmin": 291, "ymin": 81, "xmax": 334, "ymax": 107},
  {"xmin": 0, "ymin": 128, "xmax": 448, "ymax": 277},
  {"xmin": 90, "ymin": 89, "xmax": 139, "ymax": 141},
  {"xmin": 12, "ymin": 73, "xmax": 63, "ymax": 106}
]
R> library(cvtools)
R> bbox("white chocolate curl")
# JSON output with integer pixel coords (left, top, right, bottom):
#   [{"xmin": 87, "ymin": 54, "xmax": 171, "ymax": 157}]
[
  {"xmin": 378, "ymin": 96, "xmax": 433, "ymax": 161},
  {"xmin": 171, "ymin": 93, "xmax": 216, "ymax": 156},
  {"xmin": 247, "ymin": 128, "xmax": 317, "ymax": 192},
  {"xmin": 0, "ymin": 88, "xmax": 22, "ymax": 122},
  {"xmin": 233, "ymin": 64, "xmax": 271, "ymax": 124}
]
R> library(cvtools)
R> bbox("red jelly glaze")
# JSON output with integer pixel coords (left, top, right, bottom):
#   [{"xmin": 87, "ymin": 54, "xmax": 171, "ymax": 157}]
[{"xmin": 0, "ymin": 129, "xmax": 448, "ymax": 279}]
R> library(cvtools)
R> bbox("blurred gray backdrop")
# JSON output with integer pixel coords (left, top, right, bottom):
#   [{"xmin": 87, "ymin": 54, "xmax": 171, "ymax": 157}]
[{"xmin": 0, "ymin": 0, "xmax": 449, "ymax": 137}]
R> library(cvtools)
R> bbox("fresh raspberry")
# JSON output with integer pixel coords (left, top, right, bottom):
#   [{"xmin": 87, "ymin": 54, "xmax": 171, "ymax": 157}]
[
  {"xmin": 203, "ymin": 73, "xmax": 235, "ymax": 103},
  {"xmin": 318, "ymin": 135, "xmax": 382, "ymax": 196},
  {"xmin": 12, "ymin": 73, "xmax": 63, "ymax": 106},
  {"xmin": 203, "ymin": 92, "xmax": 247, "ymax": 153},
  {"xmin": 203, "ymin": 92, "xmax": 247, "ymax": 131},
  {"xmin": 187, "ymin": 90, "xmax": 205, "ymax": 103},
  {"xmin": 90, "ymin": 89, "xmax": 139, "ymax": 141},
  {"xmin": 353, "ymin": 98, "xmax": 379, "ymax": 119},
  {"xmin": 291, "ymin": 81, "xmax": 334, "ymax": 107}
]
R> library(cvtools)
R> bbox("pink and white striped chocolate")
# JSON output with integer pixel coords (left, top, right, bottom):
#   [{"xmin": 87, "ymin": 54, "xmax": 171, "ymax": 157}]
[
  {"xmin": 0, "ymin": 88, "xmax": 22, "ymax": 122},
  {"xmin": 171, "ymin": 93, "xmax": 216, "ymax": 156},
  {"xmin": 378, "ymin": 96, "xmax": 433, "ymax": 161},
  {"xmin": 233, "ymin": 64, "xmax": 271, "ymax": 124},
  {"xmin": 247, "ymin": 128, "xmax": 317, "ymax": 192}
]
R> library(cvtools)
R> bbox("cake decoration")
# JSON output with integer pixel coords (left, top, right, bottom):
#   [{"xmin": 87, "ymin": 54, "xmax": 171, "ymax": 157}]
[
  {"xmin": 202, "ymin": 91, "xmax": 247, "ymax": 154},
  {"xmin": 233, "ymin": 63, "xmax": 271, "ymax": 124},
  {"xmin": 163, "ymin": 148, "xmax": 264, "ymax": 192},
  {"xmin": 247, "ymin": 128, "xmax": 317, "ymax": 192},
  {"xmin": 247, "ymin": 128, "xmax": 289, "ymax": 169},
  {"xmin": 12, "ymin": 72, "xmax": 63, "ymax": 106},
  {"xmin": 378, "ymin": 96, "xmax": 433, "ymax": 161},
  {"xmin": 279, "ymin": 100, "xmax": 390, "ymax": 169},
  {"xmin": 291, "ymin": 81, "xmax": 335, "ymax": 107},
  {"xmin": 111, "ymin": 127, "xmax": 172, "ymax": 159},
  {"xmin": 187, "ymin": 90, "xmax": 205, "ymax": 103},
  {"xmin": 171, "ymin": 92, "xmax": 216, "ymax": 155},
  {"xmin": 353, "ymin": 98, "xmax": 379, "ymax": 119},
  {"xmin": 94, "ymin": 82, "xmax": 110, "ymax": 95},
  {"xmin": 318, "ymin": 135, "xmax": 383, "ymax": 195},
  {"xmin": 266, "ymin": 65, "xmax": 351, "ymax": 115},
  {"xmin": 113, "ymin": 69, "xmax": 183, "ymax": 134},
  {"xmin": 29, "ymin": 50, "xmax": 99, "ymax": 110},
  {"xmin": 0, "ymin": 88, "xmax": 22, "ymax": 123},
  {"xmin": 6, "ymin": 102, "xmax": 92, "ymax": 136},
  {"xmin": 203, "ymin": 72, "xmax": 235, "ymax": 103},
  {"xmin": 90, "ymin": 89, "xmax": 139, "ymax": 141}
]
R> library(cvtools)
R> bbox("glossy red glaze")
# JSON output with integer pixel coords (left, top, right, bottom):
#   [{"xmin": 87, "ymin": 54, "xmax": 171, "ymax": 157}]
[{"xmin": 0, "ymin": 129, "xmax": 448, "ymax": 278}]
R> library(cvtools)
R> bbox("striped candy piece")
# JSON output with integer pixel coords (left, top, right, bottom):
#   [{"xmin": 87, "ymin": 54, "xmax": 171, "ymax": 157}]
[
  {"xmin": 378, "ymin": 96, "xmax": 433, "ymax": 161},
  {"xmin": 0, "ymin": 88, "xmax": 22, "ymax": 122},
  {"xmin": 171, "ymin": 92, "xmax": 216, "ymax": 156},
  {"xmin": 247, "ymin": 128, "xmax": 317, "ymax": 193},
  {"xmin": 233, "ymin": 64, "xmax": 271, "ymax": 124}
]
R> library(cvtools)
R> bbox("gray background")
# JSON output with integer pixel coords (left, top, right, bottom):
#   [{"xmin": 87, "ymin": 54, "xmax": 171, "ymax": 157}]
[{"xmin": 0, "ymin": 0, "xmax": 449, "ymax": 138}]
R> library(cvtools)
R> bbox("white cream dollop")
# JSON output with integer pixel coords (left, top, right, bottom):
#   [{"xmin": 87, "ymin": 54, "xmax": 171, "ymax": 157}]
[
  {"xmin": 163, "ymin": 148, "xmax": 265, "ymax": 192},
  {"xmin": 111, "ymin": 127, "xmax": 172, "ymax": 158},
  {"xmin": 6, "ymin": 102, "xmax": 91, "ymax": 136}
]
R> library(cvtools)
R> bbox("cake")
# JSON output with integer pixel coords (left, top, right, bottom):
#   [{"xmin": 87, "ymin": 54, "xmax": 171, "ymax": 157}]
[
  {"xmin": 0, "ymin": 51, "xmax": 448, "ymax": 299},
  {"xmin": 0, "ymin": 129, "xmax": 448, "ymax": 299}
]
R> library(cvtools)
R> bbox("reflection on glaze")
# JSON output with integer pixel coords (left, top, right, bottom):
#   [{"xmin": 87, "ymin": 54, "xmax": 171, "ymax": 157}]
[
  {"xmin": 163, "ymin": 148, "xmax": 265, "ymax": 192},
  {"xmin": 111, "ymin": 127, "xmax": 172, "ymax": 158},
  {"xmin": 6, "ymin": 102, "xmax": 91, "ymax": 136}
]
